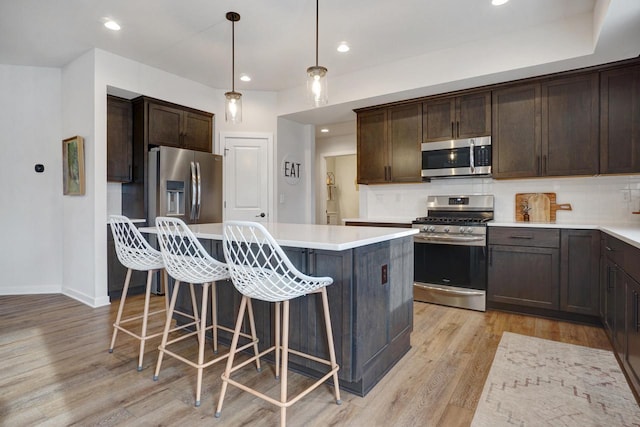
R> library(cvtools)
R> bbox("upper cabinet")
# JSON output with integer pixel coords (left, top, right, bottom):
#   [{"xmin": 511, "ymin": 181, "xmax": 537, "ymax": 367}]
[
  {"xmin": 541, "ymin": 72, "xmax": 599, "ymax": 176},
  {"xmin": 492, "ymin": 73, "xmax": 599, "ymax": 179},
  {"xmin": 136, "ymin": 97, "xmax": 213, "ymax": 153},
  {"xmin": 357, "ymin": 104, "xmax": 422, "ymax": 184},
  {"xmin": 600, "ymin": 65, "xmax": 640, "ymax": 174},
  {"xmin": 422, "ymin": 91, "xmax": 491, "ymax": 142},
  {"xmin": 492, "ymin": 83, "xmax": 542, "ymax": 179},
  {"xmin": 107, "ymin": 95, "xmax": 133, "ymax": 182}
]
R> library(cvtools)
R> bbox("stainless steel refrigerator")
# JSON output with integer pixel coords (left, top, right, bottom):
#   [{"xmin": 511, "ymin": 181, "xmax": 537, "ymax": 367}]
[
  {"xmin": 148, "ymin": 146, "xmax": 223, "ymax": 225},
  {"xmin": 148, "ymin": 146, "xmax": 223, "ymax": 293}
]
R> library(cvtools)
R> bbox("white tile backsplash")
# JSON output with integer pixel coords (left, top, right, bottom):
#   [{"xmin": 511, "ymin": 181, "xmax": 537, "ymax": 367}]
[{"xmin": 359, "ymin": 175, "xmax": 640, "ymax": 225}]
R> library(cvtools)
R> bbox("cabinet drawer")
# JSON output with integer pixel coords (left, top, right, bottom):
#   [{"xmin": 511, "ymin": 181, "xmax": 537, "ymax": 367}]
[
  {"xmin": 624, "ymin": 242, "xmax": 640, "ymax": 284},
  {"xmin": 602, "ymin": 234, "xmax": 627, "ymax": 266},
  {"xmin": 488, "ymin": 227, "xmax": 559, "ymax": 248}
]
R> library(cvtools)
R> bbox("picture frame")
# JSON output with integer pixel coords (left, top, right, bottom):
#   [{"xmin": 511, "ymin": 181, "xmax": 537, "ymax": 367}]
[{"xmin": 62, "ymin": 136, "xmax": 85, "ymax": 195}]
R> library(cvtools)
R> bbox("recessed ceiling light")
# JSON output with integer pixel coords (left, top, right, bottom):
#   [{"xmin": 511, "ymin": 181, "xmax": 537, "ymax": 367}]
[
  {"xmin": 239, "ymin": 74, "xmax": 251, "ymax": 82},
  {"xmin": 320, "ymin": 128, "xmax": 329, "ymax": 133},
  {"xmin": 104, "ymin": 20, "xmax": 121, "ymax": 31},
  {"xmin": 337, "ymin": 42, "xmax": 350, "ymax": 53},
  {"xmin": 491, "ymin": 0, "xmax": 509, "ymax": 5}
]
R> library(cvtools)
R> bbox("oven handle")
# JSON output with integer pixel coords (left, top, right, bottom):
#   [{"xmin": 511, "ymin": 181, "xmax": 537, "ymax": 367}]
[
  {"xmin": 415, "ymin": 282, "xmax": 485, "ymax": 297},
  {"xmin": 414, "ymin": 234, "xmax": 485, "ymax": 243}
]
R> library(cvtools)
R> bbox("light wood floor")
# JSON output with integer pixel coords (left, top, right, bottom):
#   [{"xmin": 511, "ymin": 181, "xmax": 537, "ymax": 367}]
[{"xmin": 0, "ymin": 293, "xmax": 611, "ymax": 426}]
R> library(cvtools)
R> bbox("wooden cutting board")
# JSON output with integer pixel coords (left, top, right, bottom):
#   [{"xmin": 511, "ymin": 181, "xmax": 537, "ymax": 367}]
[{"xmin": 515, "ymin": 192, "xmax": 572, "ymax": 222}]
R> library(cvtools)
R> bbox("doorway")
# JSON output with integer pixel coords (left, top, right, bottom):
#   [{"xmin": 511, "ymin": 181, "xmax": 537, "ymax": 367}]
[{"xmin": 322, "ymin": 154, "xmax": 358, "ymax": 225}]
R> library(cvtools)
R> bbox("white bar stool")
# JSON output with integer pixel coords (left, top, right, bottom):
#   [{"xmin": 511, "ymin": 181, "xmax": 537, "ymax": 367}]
[
  {"xmin": 215, "ymin": 220, "xmax": 341, "ymax": 427},
  {"xmin": 153, "ymin": 217, "xmax": 261, "ymax": 407},
  {"xmin": 108, "ymin": 215, "xmax": 168, "ymax": 371}
]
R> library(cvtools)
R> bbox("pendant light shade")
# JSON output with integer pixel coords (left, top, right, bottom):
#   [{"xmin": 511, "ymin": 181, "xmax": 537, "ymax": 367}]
[
  {"xmin": 225, "ymin": 12, "xmax": 242, "ymax": 123},
  {"xmin": 307, "ymin": 0, "xmax": 328, "ymax": 107}
]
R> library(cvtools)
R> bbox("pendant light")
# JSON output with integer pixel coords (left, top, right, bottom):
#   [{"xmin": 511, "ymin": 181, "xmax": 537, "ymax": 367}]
[
  {"xmin": 307, "ymin": 0, "xmax": 328, "ymax": 107},
  {"xmin": 225, "ymin": 12, "xmax": 242, "ymax": 123}
]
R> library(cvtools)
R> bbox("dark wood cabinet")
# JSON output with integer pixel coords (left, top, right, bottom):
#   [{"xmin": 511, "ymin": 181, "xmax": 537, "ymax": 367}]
[
  {"xmin": 107, "ymin": 96, "xmax": 133, "ymax": 182},
  {"xmin": 625, "ymin": 274, "xmax": 640, "ymax": 395},
  {"xmin": 493, "ymin": 74, "xmax": 599, "ymax": 179},
  {"xmin": 600, "ymin": 65, "xmax": 640, "ymax": 174},
  {"xmin": 388, "ymin": 103, "xmax": 422, "ymax": 182},
  {"xmin": 146, "ymin": 99, "xmax": 213, "ymax": 152},
  {"xmin": 489, "ymin": 227, "xmax": 601, "ymax": 319},
  {"xmin": 107, "ymin": 225, "xmax": 147, "ymax": 300},
  {"xmin": 357, "ymin": 109, "xmax": 387, "ymax": 184},
  {"xmin": 422, "ymin": 91, "xmax": 491, "ymax": 142},
  {"xmin": 492, "ymin": 83, "xmax": 542, "ymax": 178},
  {"xmin": 488, "ymin": 228, "xmax": 560, "ymax": 310},
  {"xmin": 560, "ymin": 229, "xmax": 600, "ymax": 315},
  {"xmin": 541, "ymin": 73, "xmax": 599, "ymax": 176},
  {"xmin": 357, "ymin": 104, "xmax": 421, "ymax": 184}
]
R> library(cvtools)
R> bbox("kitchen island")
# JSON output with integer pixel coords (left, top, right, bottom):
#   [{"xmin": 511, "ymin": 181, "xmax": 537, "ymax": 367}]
[{"xmin": 140, "ymin": 222, "xmax": 418, "ymax": 396}]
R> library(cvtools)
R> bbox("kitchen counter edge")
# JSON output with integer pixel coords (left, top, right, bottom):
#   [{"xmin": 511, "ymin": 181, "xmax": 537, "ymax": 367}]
[
  {"xmin": 489, "ymin": 222, "xmax": 640, "ymax": 250},
  {"xmin": 140, "ymin": 222, "xmax": 418, "ymax": 251}
]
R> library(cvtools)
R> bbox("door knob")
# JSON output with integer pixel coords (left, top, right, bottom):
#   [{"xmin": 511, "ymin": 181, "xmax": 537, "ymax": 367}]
[{"xmin": 256, "ymin": 212, "xmax": 266, "ymax": 218}]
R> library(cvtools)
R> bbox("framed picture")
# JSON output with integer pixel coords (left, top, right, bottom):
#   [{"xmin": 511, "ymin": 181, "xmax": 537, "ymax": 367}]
[{"xmin": 62, "ymin": 136, "xmax": 85, "ymax": 195}]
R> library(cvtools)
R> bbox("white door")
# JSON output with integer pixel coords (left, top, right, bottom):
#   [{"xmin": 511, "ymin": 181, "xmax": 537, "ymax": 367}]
[{"xmin": 222, "ymin": 133, "xmax": 272, "ymax": 222}]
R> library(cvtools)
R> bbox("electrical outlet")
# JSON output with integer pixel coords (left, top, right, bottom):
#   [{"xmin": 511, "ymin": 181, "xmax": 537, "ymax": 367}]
[
  {"xmin": 622, "ymin": 190, "xmax": 631, "ymax": 202},
  {"xmin": 381, "ymin": 264, "xmax": 388, "ymax": 285}
]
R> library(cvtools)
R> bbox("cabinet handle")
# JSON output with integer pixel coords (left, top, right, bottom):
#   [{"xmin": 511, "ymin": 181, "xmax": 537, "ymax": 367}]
[
  {"xmin": 388, "ymin": 165, "xmax": 392, "ymax": 181},
  {"xmin": 489, "ymin": 247, "xmax": 493, "ymax": 266},
  {"xmin": 509, "ymin": 235, "xmax": 533, "ymax": 239},
  {"xmin": 542, "ymin": 155, "xmax": 547, "ymax": 175},
  {"xmin": 605, "ymin": 246, "xmax": 614, "ymax": 252},
  {"xmin": 451, "ymin": 122, "xmax": 454, "ymax": 138},
  {"xmin": 456, "ymin": 121, "xmax": 460, "ymax": 137},
  {"xmin": 537, "ymin": 156, "xmax": 541, "ymax": 175},
  {"xmin": 308, "ymin": 249, "xmax": 315, "ymax": 275},
  {"xmin": 635, "ymin": 290, "xmax": 640, "ymax": 333},
  {"xmin": 607, "ymin": 266, "xmax": 616, "ymax": 291}
]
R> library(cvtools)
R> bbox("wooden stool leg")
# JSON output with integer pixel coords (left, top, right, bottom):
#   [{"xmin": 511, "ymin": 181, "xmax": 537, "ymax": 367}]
[
  {"xmin": 246, "ymin": 298, "xmax": 261, "ymax": 372},
  {"xmin": 189, "ymin": 283, "xmax": 201, "ymax": 342},
  {"xmin": 321, "ymin": 288, "xmax": 342, "ymax": 404},
  {"xmin": 162, "ymin": 269, "xmax": 170, "ymax": 314},
  {"xmin": 136, "ymin": 269, "xmax": 154, "ymax": 371},
  {"xmin": 211, "ymin": 281, "xmax": 218, "ymax": 354},
  {"xmin": 215, "ymin": 295, "xmax": 248, "ymax": 418},
  {"xmin": 195, "ymin": 283, "xmax": 210, "ymax": 407},
  {"xmin": 109, "ymin": 268, "xmax": 132, "ymax": 353},
  {"xmin": 280, "ymin": 300, "xmax": 290, "ymax": 427},
  {"xmin": 275, "ymin": 301, "xmax": 281, "ymax": 380},
  {"xmin": 154, "ymin": 281, "xmax": 181, "ymax": 381}
]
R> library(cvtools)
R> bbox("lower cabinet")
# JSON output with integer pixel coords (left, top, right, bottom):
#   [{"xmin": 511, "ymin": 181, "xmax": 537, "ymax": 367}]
[
  {"xmin": 488, "ymin": 227, "xmax": 560, "ymax": 310},
  {"xmin": 488, "ymin": 227, "xmax": 600, "ymax": 319},
  {"xmin": 626, "ymin": 275, "xmax": 640, "ymax": 394}
]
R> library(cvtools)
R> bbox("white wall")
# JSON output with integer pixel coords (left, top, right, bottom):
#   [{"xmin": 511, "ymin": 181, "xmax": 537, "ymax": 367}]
[
  {"xmin": 314, "ymin": 132, "xmax": 356, "ymax": 224},
  {"xmin": 0, "ymin": 49, "xmax": 280, "ymax": 306},
  {"xmin": 334, "ymin": 155, "xmax": 359, "ymax": 223},
  {"xmin": 276, "ymin": 118, "xmax": 314, "ymax": 224},
  {"xmin": 0, "ymin": 65, "xmax": 63, "ymax": 295},
  {"xmin": 358, "ymin": 175, "xmax": 640, "ymax": 226}
]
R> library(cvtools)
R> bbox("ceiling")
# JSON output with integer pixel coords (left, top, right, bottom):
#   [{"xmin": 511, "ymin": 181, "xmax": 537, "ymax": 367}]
[{"xmin": 1, "ymin": 0, "xmax": 639, "ymax": 127}]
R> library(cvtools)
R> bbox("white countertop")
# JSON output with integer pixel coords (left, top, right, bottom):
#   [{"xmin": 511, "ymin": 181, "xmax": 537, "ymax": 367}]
[
  {"xmin": 342, "ymin": 217, "xmax": 414, "ymax": 225},
  {"xmin": 139, "ymin": 222, "xmax": 418, "ymax": 251},
  {"xmin": 489, "ymin": 221, "xmax": 640, "ymax": 250}
]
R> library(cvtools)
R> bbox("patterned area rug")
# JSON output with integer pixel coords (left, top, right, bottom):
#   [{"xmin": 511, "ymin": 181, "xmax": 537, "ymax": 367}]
[{"xmin": 471, "ymin": 332, "xmax": 640, "ymax": 426}]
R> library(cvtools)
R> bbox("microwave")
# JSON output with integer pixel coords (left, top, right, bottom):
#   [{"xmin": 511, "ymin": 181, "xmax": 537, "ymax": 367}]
[{"xmin": 421, "ymin": 136, "xmax": 491, "ymax": 178}]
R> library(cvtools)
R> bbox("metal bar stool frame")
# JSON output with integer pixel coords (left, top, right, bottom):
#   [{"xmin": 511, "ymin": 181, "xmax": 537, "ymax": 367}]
[
  {"xmin": 215, "ymin": 220, "xmax": 341, "ymax": 427},
  {"xmin": 153, "ymin": 217, "xmax": 261, "ymax": 407}
]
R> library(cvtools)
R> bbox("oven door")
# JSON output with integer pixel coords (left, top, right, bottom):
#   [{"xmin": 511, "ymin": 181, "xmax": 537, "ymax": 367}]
[{"xmin": 413, "ymin": 239, "xmax": 487, "ymax": 311}]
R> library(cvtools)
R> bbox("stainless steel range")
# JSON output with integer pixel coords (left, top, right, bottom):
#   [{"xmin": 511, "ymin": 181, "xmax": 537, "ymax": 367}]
[{"xmin": 412, "ymin": 195, "xmax": 494, "ymax": 311}]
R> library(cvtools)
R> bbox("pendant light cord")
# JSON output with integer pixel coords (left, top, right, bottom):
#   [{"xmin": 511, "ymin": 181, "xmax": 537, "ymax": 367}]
[
  {"xmin": 315, "ymin": 0, "xmax": 319, "ymax": 67},
  {"xmin": 231, "ymin": 19, "xmax": 235, "ymax": 92}
]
